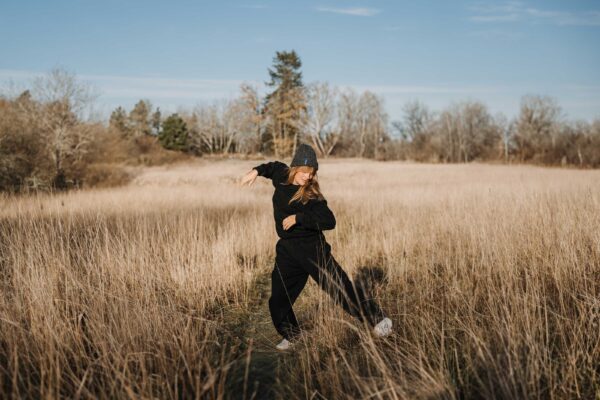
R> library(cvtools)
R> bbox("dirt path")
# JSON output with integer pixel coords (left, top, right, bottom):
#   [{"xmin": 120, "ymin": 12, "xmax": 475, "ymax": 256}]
[{"xmin": 221, "ymin": 268, "xmax": 296, "ymax": 400}]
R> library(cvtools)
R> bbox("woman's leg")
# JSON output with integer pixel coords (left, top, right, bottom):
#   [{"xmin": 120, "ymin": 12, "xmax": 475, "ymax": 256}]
[
  {"xmin": 269, "ymin": 241, "xmax": 309, "ymax": 340},
  {"xmin": 319, "ymin": 250, "xmax": 385, "ymax": 326},
  {"xmin": 295, "ymin": 240, "xmax": 386, "ymax": 327}
]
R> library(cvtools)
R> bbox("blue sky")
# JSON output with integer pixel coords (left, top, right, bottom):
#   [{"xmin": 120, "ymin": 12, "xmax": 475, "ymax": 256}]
[{"xmin": 1, "ymin": 0, "xmax": 599, "ymax": 122}]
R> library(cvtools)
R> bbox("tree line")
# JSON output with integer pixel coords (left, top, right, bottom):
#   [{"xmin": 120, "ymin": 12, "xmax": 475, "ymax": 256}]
[{"xmin": 1, "ymin": 50, "xmax": 599, "ymax": 193}]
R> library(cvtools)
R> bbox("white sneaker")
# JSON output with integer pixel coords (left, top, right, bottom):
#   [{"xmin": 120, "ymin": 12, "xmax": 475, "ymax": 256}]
[
  {"xmin": 275, "ymin": 338, "xmax": 292, "ymax": 351},
  {"xmin": 373, "ymin": 317, "xmax": 393, "ymax": 337}
]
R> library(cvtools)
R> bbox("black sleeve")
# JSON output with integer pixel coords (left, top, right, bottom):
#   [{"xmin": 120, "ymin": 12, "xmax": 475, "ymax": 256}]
[
  {"xmin": 295, "ymin": 199, "xmax": 336, "ymax": 231},
  {"xmin": 253, "ymin": 161, "xmax": 288, "ymax": 183}
]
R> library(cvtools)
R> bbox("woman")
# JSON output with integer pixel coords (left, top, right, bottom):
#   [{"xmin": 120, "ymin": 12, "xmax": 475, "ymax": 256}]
[{"xmin": 241, "ymin": 143, "xmax": 392, "ymax": 350}]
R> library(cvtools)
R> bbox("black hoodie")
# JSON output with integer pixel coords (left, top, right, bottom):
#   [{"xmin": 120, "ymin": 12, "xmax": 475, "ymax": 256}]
[{"xmin": 253, "ymin": 161, "xmax": 336, "ymax": 240}]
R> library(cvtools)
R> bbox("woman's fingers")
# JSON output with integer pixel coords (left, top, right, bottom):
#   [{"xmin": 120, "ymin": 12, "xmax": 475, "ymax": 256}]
[
  {"xmin": 282, "ymin": 216, "xmax": 296, "ymax": 230},
  {"xmin": 239, "ymin": 169, "xmax": 258, "ymax": 186},
  {"xmin": 240, "ymin": 173, "xmax": 255, "ymax": 186}
]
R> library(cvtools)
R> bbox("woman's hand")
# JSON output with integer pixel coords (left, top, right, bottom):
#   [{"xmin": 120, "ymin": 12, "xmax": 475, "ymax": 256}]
[
  {"xmin": 240, "ymin": 169, "xmax": 259, "ymax": 186},
  {"xmin": 282, "ymin": 215, "xmax": 297, "ymax": 230}
]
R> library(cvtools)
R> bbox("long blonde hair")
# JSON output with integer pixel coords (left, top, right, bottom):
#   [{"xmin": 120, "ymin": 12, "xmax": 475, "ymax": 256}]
[{"xmin": 281, "ymin": 165, "xmax": 324, "ymax": 205}]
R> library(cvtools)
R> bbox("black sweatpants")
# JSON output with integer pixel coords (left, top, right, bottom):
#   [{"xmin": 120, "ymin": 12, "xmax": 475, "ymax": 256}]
[{"xmin": 269, "ymin": 235, "xmax": 386, "ymax": 340}]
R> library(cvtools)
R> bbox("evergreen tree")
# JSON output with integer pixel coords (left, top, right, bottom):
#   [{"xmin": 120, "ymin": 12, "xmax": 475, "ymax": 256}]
[
  {"xmin": 109, "ymin": 106, "xmax": 130, "ymax": 136},
  {"xmin": 16, "ymin": 90, "xmax": 32, "ymax": 103},
  {"xmin": 151, "ymin": 107, "xmax": 162, "ymax": 136},
  {"xmin": 265, "ymin": 50, "xmax": 304, "ymax": 104},
  {"xmin": 129, "ymin": 99, "xmax": 152, "ymax": 137},
  {"xmin": 264, "ymin": 50, "xmax": 306, "ymax": 157},
  {"xmin": 159, "ymin": 113, "xmax": 189, "ymax": 151}
]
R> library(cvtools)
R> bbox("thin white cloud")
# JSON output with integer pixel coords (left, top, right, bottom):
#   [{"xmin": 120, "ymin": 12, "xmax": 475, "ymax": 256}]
[
  {"xmin": 315, "ymin": 6, "xmax": 380, "ymax": 17},
  {"xmin": 469, "ymin": 1, "xmax": 524, "ymax": 14},
  {"xmin": 470, "ymin": 14, "xmax": 519, "ymax": 22},
  {"xmin": 468, "ymin": 29, "xmax": 522, "ymax": 39},
  {"xmin": 468, "ymin": 2, "xmax": 600, "ymax": 26},
  {"xmin": 2, "ymin": 69, "xmax": 598, "ymax": 121},
  {"xmin": 0, "ymin": 69, "xmax": 264, "ymax": 101},
  {"xmin": 3, "ymin": 70, "xmax": 504, "ymax": 101},
  {"xmin": 0, "ymin": 69, "xmax": 271, "ymax": 119},
  {"xmin": 0, "ymin": 69, "xmax": 38, "ymax": 80},
  {"xmin": 345, "ymin": 83, "xmax": 508, "ymax": 95},
  {"xmin": 545, "ymin": 10, "xmax": 600, "ymax": 26}
]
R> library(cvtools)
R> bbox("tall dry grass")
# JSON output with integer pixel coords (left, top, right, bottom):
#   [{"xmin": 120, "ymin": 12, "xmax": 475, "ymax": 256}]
[{"xmin": 1, "ymin": 159, "xmax": 598, "ymax": 399}]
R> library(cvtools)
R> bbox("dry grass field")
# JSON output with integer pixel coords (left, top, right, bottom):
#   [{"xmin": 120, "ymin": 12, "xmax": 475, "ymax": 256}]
[{"xmin": 1, "ymin": 158, "xmax": 599, "ymax": 399}]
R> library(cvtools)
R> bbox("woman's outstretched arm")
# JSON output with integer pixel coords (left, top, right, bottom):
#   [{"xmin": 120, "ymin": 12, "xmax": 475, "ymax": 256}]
[
  {"xmin": 295, "ymin": 200, "xmax": 337, "ymax": 231},
  {"xmin": 241, "ymin": 161, "xmax": 285, "ymax": 186},
  {"xmin": 252, "ymin": 161, "xmax": 287, "ymax": 180}
]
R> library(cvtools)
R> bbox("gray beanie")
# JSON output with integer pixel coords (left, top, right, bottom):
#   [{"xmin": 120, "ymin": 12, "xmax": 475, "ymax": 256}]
[{"xmin": 290, "ymin": 143, "xmax": 318, "ymax": 171}]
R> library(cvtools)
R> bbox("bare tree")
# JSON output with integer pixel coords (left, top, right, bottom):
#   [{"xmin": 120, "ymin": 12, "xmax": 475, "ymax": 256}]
[
  {"xmin": 27, "ymin": 68, "xmax": 98, "ymax": 188},
  {"xmin": 186, "ymin": 99, "xmax": 244, "ymax": 155},
  {"xmin": 186, "ymin": 104, "xmax": 218, "ymax": 155},
  {"xmin": 301, "ymin": 82, "xmax": 339, "ymax": 156},
  {"xmin": 494, "ymin": 112, "xmax": 511, "ymax": 163},
  {"xmin": 432, "ymin": 101, "xmax": 500, "ymax": 162},
  {"xmin": 562, "ymin": 119, "xmax": 600, "ymax": 167},
  {"xmin": 458, "ymin": 101, "xmax": 500, "ymax": 162},
  {"xmin": 0, "ymin": 92, "xmax": 50, "ymax": 191},
  {"xmin": 237, "ymin": 83, "xmax": 265, "ymax": 154},
  {"xmin": 397, "ymin": 100, "xmax": 437, "ymax": 160},
  {"xmin": 402, "ymin": 100, "xmax": 431, "ymax": 142},
  {"xmin": 221, "ymin": 99, "xmax": 244, "ymax": 154},
  {"xmin": 436, "ymin": 108, "xmax": 459, "ymax": 162},
  {"xmin": 357, "ymin": 91, "xmax": 388, "ymax": 159},
  {"xmin": 514, "ymin": 95, "xmax": 562, "ymax": 162},
  {"xmin": 336, "ymin": 88, "xmax": 360, "ymax": 155}
]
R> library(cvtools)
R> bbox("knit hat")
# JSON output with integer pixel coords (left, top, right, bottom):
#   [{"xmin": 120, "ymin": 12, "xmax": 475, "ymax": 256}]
[{"xmin": 290, "ymin": 143, "xmax": 318, "ymax": 171}]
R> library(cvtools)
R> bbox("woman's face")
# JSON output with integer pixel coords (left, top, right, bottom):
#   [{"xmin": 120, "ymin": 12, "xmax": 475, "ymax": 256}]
[{"xmin": 293, "ymin": 167, "xmax": 314, "ymax": 186}]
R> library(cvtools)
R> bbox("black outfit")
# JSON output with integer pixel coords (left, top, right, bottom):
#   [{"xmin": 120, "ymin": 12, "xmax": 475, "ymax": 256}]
[{"xmin": 253, "ymin": 161, "xmax": 386, "ymax": 340}]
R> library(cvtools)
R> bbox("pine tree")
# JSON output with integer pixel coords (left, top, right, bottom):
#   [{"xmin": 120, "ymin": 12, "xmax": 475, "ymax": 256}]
[
  {"xmin": 129, "ymin": 100, "xmax": 152, "ymax": 137},
  {"xmin": 151, "ymin": 107, "xmax": 162, "ymax": 136},
  {"xmin": 265, "ymin": 50, "xmax": 304, "ymax": 103},
  {"xmin": 159, "ymin": 113, "xmax": 189, "ymax": 151},
  {"xmin": 109, "ymin": 106, "xmax": 130, "ymax": 136},
  {"xmin": 264, "ymin": 50, "xmax": 306, "ymax": 158}
]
